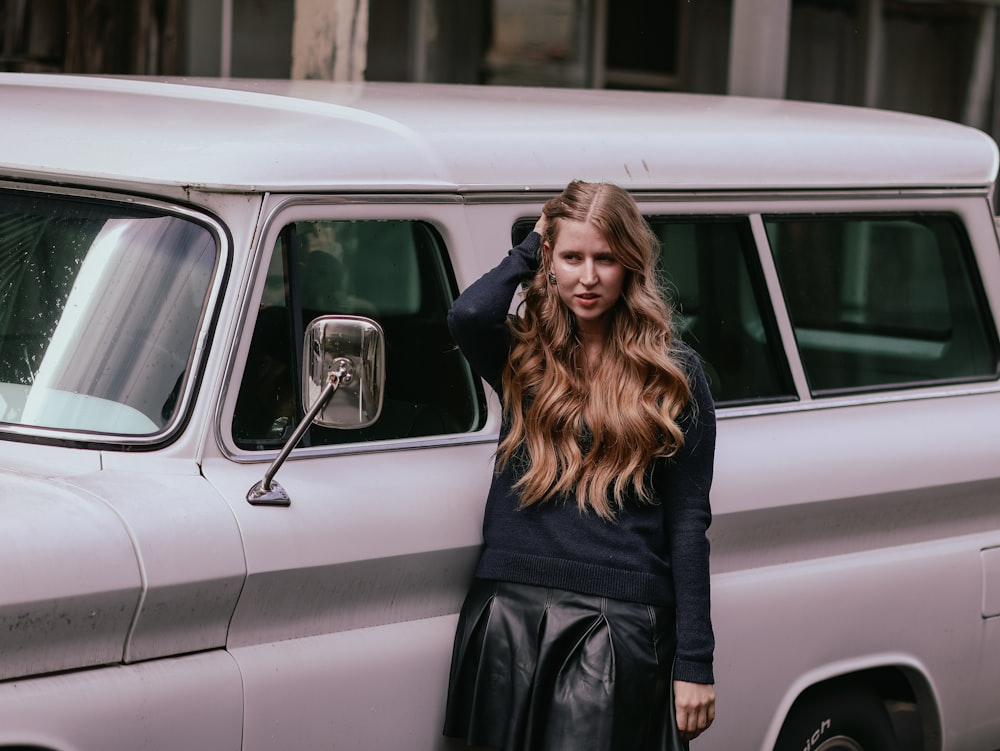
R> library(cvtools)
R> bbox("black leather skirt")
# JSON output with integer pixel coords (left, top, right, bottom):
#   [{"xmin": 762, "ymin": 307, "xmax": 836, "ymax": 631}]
[{"xmin": 444, "ymin": 579, "xmax": 687, "ymax": 751}]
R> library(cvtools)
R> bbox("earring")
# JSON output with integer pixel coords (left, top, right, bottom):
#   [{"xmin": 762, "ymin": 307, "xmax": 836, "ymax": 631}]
[{"xmin": 547, "ymin": 271, "xmax": 557, "ymax": 285}]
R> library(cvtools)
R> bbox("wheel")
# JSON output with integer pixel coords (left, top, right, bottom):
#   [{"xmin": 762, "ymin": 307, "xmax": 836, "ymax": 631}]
[{"xmin": 774, "ymin": 681, "xmax": 899, "ymax": 751}]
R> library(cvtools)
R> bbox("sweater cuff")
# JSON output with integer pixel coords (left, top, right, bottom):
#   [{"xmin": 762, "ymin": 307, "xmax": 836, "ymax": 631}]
[
  {"xmin": 673, "ymin": 657, "xmax": 714, "ymax": 685},
  {"xmin": 511, "ymin": 231, "xmax": 542, "ymax": 270}
]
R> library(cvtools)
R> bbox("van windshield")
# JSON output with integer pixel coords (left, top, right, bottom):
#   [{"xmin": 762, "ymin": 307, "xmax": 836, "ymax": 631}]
[{"xmin": 0, "ymin": 191, "xmax": 217, "ymax": 437}]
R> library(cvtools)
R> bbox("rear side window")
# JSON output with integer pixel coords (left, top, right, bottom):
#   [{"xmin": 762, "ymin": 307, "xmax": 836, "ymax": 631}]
[
  {"xmin": 650, "ymin": 218, "xmax": 794, "ymax": 405},
  {"xmin": 765, "ymin": 214, "xmax": 999, "ymax": 394},
  {"xmin": 234, "ymin": 219, "xmax": 485, "ymax": 450}
]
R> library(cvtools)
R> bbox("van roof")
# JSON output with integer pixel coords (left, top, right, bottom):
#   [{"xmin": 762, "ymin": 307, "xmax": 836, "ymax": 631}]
[{"xmin": 1, "ymin": 73, "xmax": 996, "ymax": 194}]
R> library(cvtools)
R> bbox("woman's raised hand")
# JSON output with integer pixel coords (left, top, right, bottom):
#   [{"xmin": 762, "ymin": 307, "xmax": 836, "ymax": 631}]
[{"xmin": 533, "ymin": 214, "xmax": 547, "ymax": 237}]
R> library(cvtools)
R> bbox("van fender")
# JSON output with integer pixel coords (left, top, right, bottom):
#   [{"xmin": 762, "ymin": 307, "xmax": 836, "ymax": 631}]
[{"xmin": 760, "ymin": 652, "xmax": 941, "ymax": 751}]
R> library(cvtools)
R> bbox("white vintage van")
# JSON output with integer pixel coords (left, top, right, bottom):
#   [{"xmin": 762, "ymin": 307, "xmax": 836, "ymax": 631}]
[{"xmin": 1, "ymin": 73, "xmax": 999, "ymax": 751}]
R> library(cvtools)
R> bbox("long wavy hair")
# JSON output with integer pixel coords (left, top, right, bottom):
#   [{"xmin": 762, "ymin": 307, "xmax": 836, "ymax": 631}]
[{"xmin": 497, "ymin": 180, "xmax": 691, "ymax": 519}]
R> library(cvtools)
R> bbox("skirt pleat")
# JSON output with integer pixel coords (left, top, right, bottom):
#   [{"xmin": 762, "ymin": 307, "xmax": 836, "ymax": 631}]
[{"xmin": 444, "ymin": 579, "xmax": 687, "ymax": 751}]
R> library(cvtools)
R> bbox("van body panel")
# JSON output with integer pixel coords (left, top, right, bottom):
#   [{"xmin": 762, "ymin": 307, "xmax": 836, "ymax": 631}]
[
  {"xmin": 201, "ymin": 426, "xmax": 492, "ymax": 751},
  {"xmin": 0, "ymin": 651, "xmax": 243, "ymax": 751},
  {"xmin": 713, "ymin": 543, "xmax": 983, "ymax": 748},
  {"xmin": 202, "ymin": 445, "xmax": 490, "ymax": 646},
  {"xmin": 63, "ymin": 471, "xmax": 247, "ymax": 663},
  {"xmin": 0, "ymin": 74, "xmax": 996, "ymax": 194},
  {"xmin": 3, "ymin": 75, "xmax": 1000, "ymax": 749},
  {"xmin": 0, "ymin": 465, "xmax": 141, "ymax": 681},
  {"xmin": 231, "ymin": 615, "xmax": 456, "ymax": 751},
  {"xmin": 709, "ymin": 396, "xmax": 1000, "ymax": 748}
]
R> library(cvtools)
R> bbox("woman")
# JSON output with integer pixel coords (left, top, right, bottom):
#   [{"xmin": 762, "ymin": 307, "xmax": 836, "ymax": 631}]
[{"xmin": 444, "ymin": 180, "xmax": 716, "ymax": 750}]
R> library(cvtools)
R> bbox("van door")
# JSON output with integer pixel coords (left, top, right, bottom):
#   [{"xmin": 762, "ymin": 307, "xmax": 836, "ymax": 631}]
[{"xmin": 201, "ymin": 196, "xmax": 495, "ymax": 751}]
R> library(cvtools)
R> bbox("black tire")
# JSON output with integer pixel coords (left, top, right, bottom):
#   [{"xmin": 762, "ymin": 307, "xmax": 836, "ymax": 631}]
[{"xmin": 774, "ymin": 681, "xmax": 899, "ymax": 751}]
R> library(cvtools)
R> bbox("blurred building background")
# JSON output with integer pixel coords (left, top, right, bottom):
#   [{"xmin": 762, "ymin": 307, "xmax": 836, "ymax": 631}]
[{"xmin": 2, "ymin": 0, "xmax": 999, "ymax": 146}]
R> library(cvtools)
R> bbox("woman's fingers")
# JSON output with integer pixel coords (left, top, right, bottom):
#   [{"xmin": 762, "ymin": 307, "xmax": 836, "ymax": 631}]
[{"xmin": 674, "ymin": 679, "xmax": 716, "ymax": 741}]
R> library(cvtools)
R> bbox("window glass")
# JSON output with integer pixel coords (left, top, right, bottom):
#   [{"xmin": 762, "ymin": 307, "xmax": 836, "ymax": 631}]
[
  {"xmin": 605, "ymin": 0, "xmax": 682, "ymax": 89},
  {"xmin": 0, "ymin": 190, "xmax": 217, "ymax": 436},
  {"xmin": 483, "ymin": 0, "xmax": 592, "ymax": 87},
  {"xmin": 234, "ymin": 219, "xmax": 485, "ymax": 450},
  {"xmin": 765, "ymin": 214, "xmax": 998, "ymax": 394},
  {"xmin": 651, "ymin": 218, "xmax": 793, "ymax": 404},
  {"xmin": 513, "ymin": 217, "xmax": 794, "ymax": 405}
]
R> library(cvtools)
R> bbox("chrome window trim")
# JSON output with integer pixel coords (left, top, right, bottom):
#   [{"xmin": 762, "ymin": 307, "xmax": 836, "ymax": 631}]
[
  {"xmin": 461, "ymin": 187, "xmax": 992, "ymax": 206},
  {"xmin": 748, "ymin": 213, "xmax": 812, "ymax": 401},
  {"xmin": 719, "ymin": 378, "xmax": 1000, "ymax": 419},
  {"xmin": 224, "ymin": 430, "xmax": 500, "ymax": 465},
  {"xmin": 0, "ymin": 181, "xmax": 230, "ymax": 448}
]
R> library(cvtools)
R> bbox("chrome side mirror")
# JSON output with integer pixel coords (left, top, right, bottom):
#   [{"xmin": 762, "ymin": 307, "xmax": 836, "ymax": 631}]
[
  {"xmin": 303, "ymin": 316, "xmax": 384, "ymax": 429},
  {"xmin": 247, "ymin": 315, "xmax": 385, "ymax": 507}
]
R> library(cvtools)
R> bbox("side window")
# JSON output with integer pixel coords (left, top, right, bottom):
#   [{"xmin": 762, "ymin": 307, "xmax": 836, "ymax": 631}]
[
  {"xmin": 513, "ymin": 217, "xmax": 795, "ymax": 405},
  {"xmin": 234, "ymin": 219, "xmax": 485, "ymax": 450},
  {"xmin": 765, "ymin": 214, "xmax": 999, "ymax": 394},
  {"xmin": 650, "ymin": 218, "xmax": 793, "ymax": 405}
]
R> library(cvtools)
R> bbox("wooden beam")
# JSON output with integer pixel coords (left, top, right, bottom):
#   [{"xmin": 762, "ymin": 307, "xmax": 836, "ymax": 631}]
[
  {"xmin": 862, "ymin": 0, "xmax": 883, "ymax": 108},
  {"xmin": 64, "ymin": 0, "xmax": 181, "ymax": 74},
  {"xmin": 964, "ymin": 5, "xmax": 997, "ymax": 129},
  {"xmin": 291, "ymin": 0, "xmax": 368, "ymax": 81},
  {"xmin": 728, "ymin": 0, "xmax": 791, "ymax": 98}
]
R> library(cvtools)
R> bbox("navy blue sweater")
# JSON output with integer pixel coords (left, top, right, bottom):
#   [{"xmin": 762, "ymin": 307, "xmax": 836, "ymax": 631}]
[{"xmin": 448, "ymin": 232, "xmax": 716, "ymax": 685}]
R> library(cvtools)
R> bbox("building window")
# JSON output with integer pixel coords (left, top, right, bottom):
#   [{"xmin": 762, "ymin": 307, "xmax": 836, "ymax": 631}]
[
  {"xmin": 481, "ymin": 0, "xmax": 691, "ymax": 90},
  {"xmin": 483, "ymin": 0, "xmax": 593, "ymax": 87},
  {"xmin": 604, "ymin": 0, "xmax": 682, "ymax": 90}
]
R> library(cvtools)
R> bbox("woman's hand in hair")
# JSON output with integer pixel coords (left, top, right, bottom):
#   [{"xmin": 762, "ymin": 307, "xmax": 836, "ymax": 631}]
[
  {"xmin": 532, "ymin": 214, "xmax": 547, "ymax": 238},
  {"xmin": 674, "ymin": 680, "xmax": 716, "ymax": 742}
]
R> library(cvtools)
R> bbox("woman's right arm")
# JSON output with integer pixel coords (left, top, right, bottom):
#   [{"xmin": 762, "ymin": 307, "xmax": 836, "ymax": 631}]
[{"xmin": 447, "ymin": 230, "xmax": 541, "ymax": 392}]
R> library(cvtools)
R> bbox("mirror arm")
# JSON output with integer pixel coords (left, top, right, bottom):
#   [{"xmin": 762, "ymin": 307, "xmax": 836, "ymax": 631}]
[{"xmin": 246, "ymin": 358, "xmax": 354, "ymax": 507}]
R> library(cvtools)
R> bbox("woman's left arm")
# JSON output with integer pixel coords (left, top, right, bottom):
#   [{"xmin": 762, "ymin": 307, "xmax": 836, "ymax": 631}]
[{"xmin": 661, "ymin": 348, "xmax": 718, "ymax": 739}]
